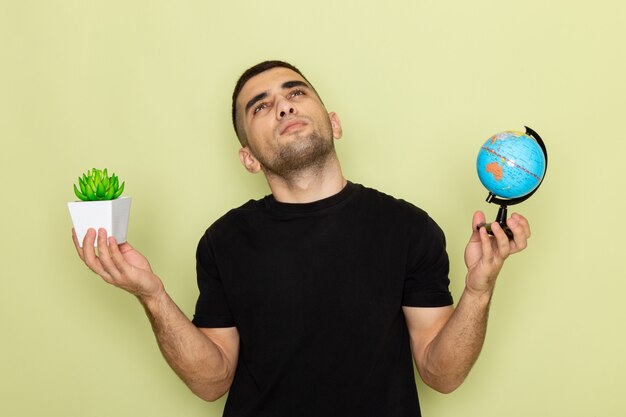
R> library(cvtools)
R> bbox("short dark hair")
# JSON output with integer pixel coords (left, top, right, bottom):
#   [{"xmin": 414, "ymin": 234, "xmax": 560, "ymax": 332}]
[{"xmin": 231, "ymin": 60, "xmax": 315, "ymax": 145}]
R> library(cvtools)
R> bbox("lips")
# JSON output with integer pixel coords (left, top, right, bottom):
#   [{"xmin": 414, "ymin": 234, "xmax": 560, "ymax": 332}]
[{"xmin": 279, "ymin": 119, "xmax": 307, "ymax": 135}]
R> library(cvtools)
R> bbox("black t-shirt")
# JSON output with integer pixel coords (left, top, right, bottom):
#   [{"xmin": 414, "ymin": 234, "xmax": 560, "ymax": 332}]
[{"xmin": 193, "ymin": 182, "xmax": 453, "ymax": 417}]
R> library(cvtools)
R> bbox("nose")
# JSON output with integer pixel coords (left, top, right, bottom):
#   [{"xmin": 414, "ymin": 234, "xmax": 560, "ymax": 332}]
[
  {"xmin": 280, "ymin": 108, "xmax": 295, "ymax": 118},
  {"xmin": 276, "ymin": 98, "xmax": 296, "ymax": 119}
]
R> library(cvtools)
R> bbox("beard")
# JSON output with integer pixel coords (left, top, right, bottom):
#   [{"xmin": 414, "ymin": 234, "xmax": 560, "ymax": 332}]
[{"xmin": 251, "ymin": 119, "xmax": 336, "ymax": 180}]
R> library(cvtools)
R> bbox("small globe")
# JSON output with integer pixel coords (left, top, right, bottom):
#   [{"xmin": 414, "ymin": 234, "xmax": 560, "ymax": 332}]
[{"xmin": 477, "ymin": 130, "xmax": 546, "ymax": 199}]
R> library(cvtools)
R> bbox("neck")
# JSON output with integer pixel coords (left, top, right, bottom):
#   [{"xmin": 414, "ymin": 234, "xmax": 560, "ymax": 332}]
[{"xmin": 264, "ymin": 154, "xmax": 346, "ymax": 203}]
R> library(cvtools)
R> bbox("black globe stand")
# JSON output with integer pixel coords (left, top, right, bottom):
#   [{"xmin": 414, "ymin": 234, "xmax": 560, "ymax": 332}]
[
  {"xmin": 477, "ymin": 194, "xmax": 513, "ymax": 238},
  {"xmin": 476, "ymin": 126, "xmax": 547, "ymax": 239}
]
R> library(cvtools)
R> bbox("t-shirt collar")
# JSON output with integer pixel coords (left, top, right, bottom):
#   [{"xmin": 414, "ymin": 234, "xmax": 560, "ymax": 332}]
[{"xmin": 264, "ymin": 181, "xmax": 356, "ymax": 214}]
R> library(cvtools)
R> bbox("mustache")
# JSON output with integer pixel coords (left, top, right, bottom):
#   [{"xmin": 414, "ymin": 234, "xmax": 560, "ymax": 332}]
[{"xmin": 274, "ymin": 116, "xmax": 313, "ymax": 136}]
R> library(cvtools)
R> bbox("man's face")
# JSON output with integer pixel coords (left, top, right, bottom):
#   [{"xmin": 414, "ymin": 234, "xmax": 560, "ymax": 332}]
[{"xmin": 235, "ymin": 67, "xmax": 342, "ymax": 177}]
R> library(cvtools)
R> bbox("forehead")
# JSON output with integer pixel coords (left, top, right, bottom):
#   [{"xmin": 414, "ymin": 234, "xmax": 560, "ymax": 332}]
[{"xmin": 237, "ymin": 67, "xmax": 309, "ymax": 106}]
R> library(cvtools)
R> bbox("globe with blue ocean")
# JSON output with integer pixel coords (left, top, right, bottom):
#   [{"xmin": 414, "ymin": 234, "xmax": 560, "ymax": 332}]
[{"xmin": 476, "ymin": 130, "xmax": 546, "ymax": 200}]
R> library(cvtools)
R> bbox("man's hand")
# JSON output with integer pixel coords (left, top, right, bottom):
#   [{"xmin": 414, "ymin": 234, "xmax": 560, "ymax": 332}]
[
  {"xmin": 71, "ymin": 228, "xmax": 239, "ymax": 400},
  {"xmin": 464, "ymin": 211, "xmax": 531, "ymax": 297},
  {"xmin": 405, "ymin": 211, "xmax": 531, "ymax": 393},
  {"xmin": 72, "ymin": 228, "xmax": 164, "ymax": 301}
]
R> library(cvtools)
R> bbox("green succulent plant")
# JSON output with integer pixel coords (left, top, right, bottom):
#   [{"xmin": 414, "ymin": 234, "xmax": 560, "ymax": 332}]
[{"xmin": 74, "ymin": 168, "xmax": 125, "ymax": 201}]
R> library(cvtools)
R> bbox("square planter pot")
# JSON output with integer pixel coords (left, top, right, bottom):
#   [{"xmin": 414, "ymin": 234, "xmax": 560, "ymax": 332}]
[{"xmin": 68, "ymin": 197, "xmax": 132, "ymax": 247}]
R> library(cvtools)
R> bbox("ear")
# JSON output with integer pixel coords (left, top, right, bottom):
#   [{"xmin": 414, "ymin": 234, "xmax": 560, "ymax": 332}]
[
  {"xmin": 329, "ymin": 112, "xmax": 343, "ymax": 140},
  {"xmin": 239, "ymin": 147, "xmax": 261, "ymax": 174}
]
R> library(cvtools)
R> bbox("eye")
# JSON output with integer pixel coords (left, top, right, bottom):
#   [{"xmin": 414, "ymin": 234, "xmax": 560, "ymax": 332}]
[
  {"xmin": 253, "ymin": 102, "xmax": 269, "ymax": 114},
  {"xmin": 288, "ymin": 89, "xmax": 305, "ymax": 99}
]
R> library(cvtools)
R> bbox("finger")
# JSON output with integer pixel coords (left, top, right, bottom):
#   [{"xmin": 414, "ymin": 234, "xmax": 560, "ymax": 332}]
[
  {"xmin": 511, "ymin": 213, "xmax": 531, "ymax": 239},
  {"xmin": 479, "ymin": 222, "xmax": 495, "ymax": 262},
  {"xmin": 507, "ymin": 215, "xmax": 529, "ymax": 253},
  {"xmin": 95, "ymin": 228, "xmax": 122, "ymax": 280},
  {"xmin": 490, "ymin": 221, "xmax": 511, "ymax": 259},
  {"xmin": 82, "ymin": 229, "xmax": 113, "ymax": 280},
  {"xmin": 82, "ymin": 228, "xmax": 98, "ymax": 266},
  {"xmin": 108, "ymin": 236, "xmax": 133, "ymax": 277},
  {"xmin": 471, "ymin": 211, "xmax": 487, "ymax": 241},
  {"xmin": 117, "ymin": 240, "xmax": 136, "ymax": 254},
  {"xmin": 72, "ymin": 228, "xmax": 84, "ymax": 260}
]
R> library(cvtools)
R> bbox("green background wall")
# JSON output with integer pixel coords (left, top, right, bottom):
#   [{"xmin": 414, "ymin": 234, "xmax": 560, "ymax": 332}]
[{"xmin": 2, "ymin": 1, "xmax": 624, "ymax": 416}]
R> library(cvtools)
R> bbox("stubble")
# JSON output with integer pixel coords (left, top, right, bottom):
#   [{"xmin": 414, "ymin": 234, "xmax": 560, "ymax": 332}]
[{"xmin": 252, "ymin": 118, "xmax": 336, "ymax": 181}]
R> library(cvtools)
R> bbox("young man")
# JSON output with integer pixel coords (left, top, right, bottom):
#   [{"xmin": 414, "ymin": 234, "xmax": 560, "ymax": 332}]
[{"xmin": 73, "ymin": 60, "xmax": 530, "ymax": 417}]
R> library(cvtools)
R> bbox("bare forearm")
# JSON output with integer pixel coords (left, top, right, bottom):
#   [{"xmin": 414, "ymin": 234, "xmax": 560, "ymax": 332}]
[
  {"xmin": 72, "ymin": 231, "xmax": 235, "ymax": 400},
  {"xmin": 139, "ymin": 289, "xmax": 233, "ymax": 401},
  {"xmin": 421, "ymin": 289, "xmax": 492, "ymax": 393}
]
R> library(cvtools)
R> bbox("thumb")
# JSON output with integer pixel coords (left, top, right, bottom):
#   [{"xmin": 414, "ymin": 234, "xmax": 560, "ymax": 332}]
[{"xmin": 116, "ymin": 240, "xmax": 136, "ymax": 255}]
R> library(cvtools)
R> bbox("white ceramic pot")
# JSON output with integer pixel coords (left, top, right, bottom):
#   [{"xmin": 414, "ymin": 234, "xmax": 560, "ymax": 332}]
[{"xmin": 68, "ymin": 197, "xmax": 132, "ymax": 247}]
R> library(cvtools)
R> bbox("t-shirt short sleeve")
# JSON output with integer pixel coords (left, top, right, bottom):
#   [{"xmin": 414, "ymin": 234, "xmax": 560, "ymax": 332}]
[
  {"xmin": 402, "ymin": 214, "xmax": 454, "ymax": 307},
  {"xmin": 191, "ymin": 232, "xmax": 236, "ymax": 328}
]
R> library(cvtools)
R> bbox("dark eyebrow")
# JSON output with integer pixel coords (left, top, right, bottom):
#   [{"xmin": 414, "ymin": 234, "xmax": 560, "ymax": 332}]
[
  {"xmin": 244, "ymin": 80, "xmax": 311, "ymax": 114},
  {"xmin": 281, "ymin": 80, "xmax": 309, "ymax": 90},
  {"xmin": 245, "ymin": 92, "xmax": 268, "ymax": 114}
]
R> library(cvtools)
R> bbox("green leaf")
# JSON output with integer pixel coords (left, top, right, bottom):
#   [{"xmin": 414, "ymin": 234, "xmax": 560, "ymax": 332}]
[
  {"xmin": 78, "ymin": 177, "xmax": 87, "ymax": 195},
  {"xmin": 84, "ymin": 183, "xmax": 96, "ymax": 200},
  {"xmin": 74, "ymin": 184, "xmax": 88, "ymax": 201},
  {"xmin": 87, "ymin": 177, "xmax": 97, "ymax": 193},
  {"xmin": 112, "ymin": 181, "xmax": 125, "ymax": 199},
  {"xmin": 96, "ymin": 181, "xmax": 106, "ymax": 197},
  {"xmin": 103, "ymin": 185, "xmax": 116, "ymax": 200}
]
